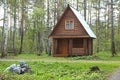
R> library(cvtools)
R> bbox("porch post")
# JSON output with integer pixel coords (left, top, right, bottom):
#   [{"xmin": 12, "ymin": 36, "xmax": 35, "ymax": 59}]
[
  {"xmin": 69, "ymin": 39, "xmax": 72, "ymax": 56},
  {"xmin": 88, "ymin": 39, "xmax": 92, "ymax": 55},
  {"xmin": 53, "ymin": 39, "xmax": 57, "ymax": 56}
]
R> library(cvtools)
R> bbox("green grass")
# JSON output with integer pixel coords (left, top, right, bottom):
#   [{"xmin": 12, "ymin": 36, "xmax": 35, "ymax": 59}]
[
  {"xmin": 0, "ymin": 61, "xmax": 120, "ymax": 80},
  {"xmin": 5, "ymin": 51, "xmax": 120, "ymax": 61},
  {"xmin": 71, "ymin": 52, "xmax": 120, "ymax": 61},
  {"xmin": 94, "ymin": 52, "xmax": 120, "ymax": 60},
  {"xmin": 6, "ymin": 52, "xmax": 69, "ymax": 61},
  {"xmin": 1, "ymin": 52, "xmax": 120, "ymax": 80}
]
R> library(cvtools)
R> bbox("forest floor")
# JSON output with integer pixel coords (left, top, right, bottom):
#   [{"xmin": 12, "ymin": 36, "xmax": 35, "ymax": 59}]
[
  {"xmin": 1, "ymin": 52, "xmax": 120, "ymax": 80},
  {"xmin": 1, "ymin": 58, "xmax": 120, "ymax": 80}
]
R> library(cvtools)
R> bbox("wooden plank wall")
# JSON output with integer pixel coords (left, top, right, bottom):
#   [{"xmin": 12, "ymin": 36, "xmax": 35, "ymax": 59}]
[{"xmin": 52, "ymin": 8, "xmax": 89, "ymax": 37}]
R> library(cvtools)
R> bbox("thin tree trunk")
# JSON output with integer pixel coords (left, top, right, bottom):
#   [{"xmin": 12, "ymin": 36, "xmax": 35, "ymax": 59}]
[
  {"xmin": 104, "ymin": 10, "xmax": 107, "ymax": 39},
  {"xmin": 9, "ymin": 12, "xmax": 12, "ymax": 49},
  {"xmin": 36, "ymin": 18, "xmax": 42, "ymax": 56},
  {"xmin": 19, "ymin": 0, "xmax": 24, "ymax": 54},
  {"xmin": 47, "ymin": 0, "xmax": 49, "ymax": 28},
  {"xmin": 118, "ymin": 12, "xmax": 120, "ymax": 34},
  {"xmin": 89, "ymin": 1, "xmax": 92, "ymax": 26},
  {"xmin": 84, "ymin": 0, "xmax": 87, "ymax": 21},
  {"xmin": 1, "ymin": 0, "xmax": 8, "ymax": 58},
  {"xmin": 12, "ymin": 0, "xmax": 17, "ymax": 55},
  {"xmin": 46, "ymin": 0, "xmax": 52, "ymax": 55},
  {"xmin": 54, "ymin": 0, "xmax": 57, "ymax": 26},
  {"xmin": 1, "ymin": 14, "xmax": 4, "ymax": 55},
  {"xmin": 77, "ymin": 0, "xmax": 79, "ymax": 10},
  {"xmin": 96, "ymin": 0, "xmax": 100, "ymax": 53},
  {"xmin": 111, "ymin": 0, "xmax": 116, "ymax": 56},
  {"xmin": 37, "ymin": 31, "xmax": 41, "ymax": 56}
]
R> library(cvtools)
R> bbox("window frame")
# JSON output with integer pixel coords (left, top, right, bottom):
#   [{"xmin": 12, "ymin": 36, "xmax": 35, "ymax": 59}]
[
  {"xmin": 65, "ymin": 19, "xmax": 74, "ymax": 30},
  {"xmin": 73, "ymin": 39, "xmax": 83, "ymax": 48}
]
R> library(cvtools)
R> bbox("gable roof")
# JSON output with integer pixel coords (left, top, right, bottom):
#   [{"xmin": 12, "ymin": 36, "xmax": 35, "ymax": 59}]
[
  {"xmin": 49, "ymin": 5, "xmax": 96, "ymax": 39},
  {"xmin": 70, "ymin": 6, "xmax": 96, "ymax": 38}
]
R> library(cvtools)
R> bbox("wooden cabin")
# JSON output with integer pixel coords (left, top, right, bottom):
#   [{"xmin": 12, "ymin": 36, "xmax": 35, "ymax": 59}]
[{"xmin": 49, "ymin": 5, "xmax": 96, "ymax": 57}]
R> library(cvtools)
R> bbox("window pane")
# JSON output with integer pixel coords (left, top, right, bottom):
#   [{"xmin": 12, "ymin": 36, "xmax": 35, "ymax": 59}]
[
  {"xmin": 69, "ymin": 21, "xmax": 73, "ymax": 29},
  {"xmin": 65, "ymin": 20, "xmax": 74, "ymax": 29},
  {"xmin": 66, "ymin": 23, "xmax": 69, "ymax": 29},
  {"xmin": 73, "ymin": 39, "xmax": 83, "ymax": 48}
]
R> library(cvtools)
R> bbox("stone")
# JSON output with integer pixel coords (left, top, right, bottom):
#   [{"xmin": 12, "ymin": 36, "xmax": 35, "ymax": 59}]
[{"xmin": 4, "ymin": 61, "xmax": 32, "ymax": 74}]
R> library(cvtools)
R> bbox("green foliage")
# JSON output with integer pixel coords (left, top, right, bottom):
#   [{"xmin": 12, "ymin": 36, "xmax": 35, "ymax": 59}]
[
  {"xmin": 76, "ymin": 72, "xmax": 104, "ymax": 80},
  {"xmin": 32, "ymin": 7, "xmax": 45, "ymax": 18},
  {"xmin": 115, "ymin": 34, "xmax": 120, "ymax": 52},
  {"xmin": 72, "ymin": 55, "xmax": 100, "ymax": 60},
  {"xmin": 1, "ymin": 61, "xmax": 120, "ymax": 80},
  {"xmin": 72, "ymin": 52, "xmax": 120, "ymax": 61}
]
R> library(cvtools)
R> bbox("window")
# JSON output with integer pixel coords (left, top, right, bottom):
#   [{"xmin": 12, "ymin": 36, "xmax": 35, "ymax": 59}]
[
  {"xmin": 65, "ymin": 20, "xmax": 74, "ymax": 30},
  {"xmin": 73, "ymin": 39, "xmax": 83, "ymax": 48}
]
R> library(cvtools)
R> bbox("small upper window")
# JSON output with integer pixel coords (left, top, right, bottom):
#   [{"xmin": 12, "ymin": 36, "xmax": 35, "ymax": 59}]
[{"xmin": 65, "ymin": 20, "xmax": 74, "ymax": 30}]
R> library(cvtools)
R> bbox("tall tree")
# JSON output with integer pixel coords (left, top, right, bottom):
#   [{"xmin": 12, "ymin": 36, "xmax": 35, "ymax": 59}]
[
  {"xmin": 97, "ymin": 0, "xmax": 100, "ymax": 53},
  {"xmin": 111, "ymin": 0, "xmax": 116, "ymax": 56},
  {"xmin": 1, "ymin": 0, "xmax": 8, "ymax": 58},
  {"xmin": 12, "ymin": 0, "xmax": 17, "ymax": 54},
  {"xmin": 19, "ymin": 0, "xmax": 25, "ymax": 54},
  {"xmin": 45, "ymin": 0, "xmax": 52, "ymax": 55}
]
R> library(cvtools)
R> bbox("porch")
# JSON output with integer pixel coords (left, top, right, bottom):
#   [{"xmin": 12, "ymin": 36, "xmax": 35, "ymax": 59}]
[{"xmin": 53, "ymin": 38, "xmax": 93, "ymax": 57}]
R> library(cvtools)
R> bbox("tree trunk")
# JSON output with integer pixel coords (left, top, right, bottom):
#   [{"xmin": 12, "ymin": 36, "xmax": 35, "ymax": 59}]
[
  {"xmin": 46, "ymin": 0, "xmax": 52, "ymax": 55},
  {"xmin": 36, "ymin": 19, "xmax": 42, "ymax": 56},
  {"xmin": 54, "ymin": 0, "xmax": 57, "ymax": 26},
  {"xmin": 77, "ymin": 0, "xmax": 79, "ymax": 10},
  {"xmin": 1, "ymin": 15, "xmax": 4, "ymax": 56},
  {"xmin": 12, "ymin": 0, "xmax": 17, "ymax": 55},
  {"xmin": 37, "ymin": 31, "xmax": 41, "ymax": 56},
  {"xmin": 1, "ymin": 0, "xmax": 8, "ymax": 58},
  {"xmin": 84, "ymin": 0, "xmax": 87, "ymax": 21},
  {"xmin": 96, "ymin": 0, "xmax": 100, "ymax": 53},
  {"xmin": 111, "ymin": 0, "xmax": 116, "ymax": 56},
  {"xmin": 118, "ymin": 12, "xmax": 120, "ymax": 34},
  {"xmin": 19, "ymin": 0, "xmax": 25, "ymax": 54}
]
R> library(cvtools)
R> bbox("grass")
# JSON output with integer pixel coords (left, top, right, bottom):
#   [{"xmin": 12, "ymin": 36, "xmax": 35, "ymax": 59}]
[
  {"xmin": 72, "ymin": 52, "xmax": 120, "ymax": 61},
  {"xmin": 0, "ymin": 61, "xmax": 120, "ymax": 80},
  {"xmin": 94, "ymin": 51, "xmax": 120, "ymax": 60},
  {"xmin": 1, "ymin": 52, "xmax": 120, "ymax": 80},
  {"xmin": 4, "ymin": 51, "xmax": 120, "ymax": 61},
  {"xmin": 6, "ymin": 52, "xmax": 69, "ymax": 61}
]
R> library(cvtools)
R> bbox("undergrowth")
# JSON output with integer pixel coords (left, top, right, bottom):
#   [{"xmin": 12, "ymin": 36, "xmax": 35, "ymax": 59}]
[{"xmin": 0, "ymin": 61, "xmax": 120, "ymax": 80}]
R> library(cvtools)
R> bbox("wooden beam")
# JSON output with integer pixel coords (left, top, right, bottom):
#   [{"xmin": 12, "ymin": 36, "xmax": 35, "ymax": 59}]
[{"xmin": 69, "ymin": 39, "xmax": 72, "ymax": 56}]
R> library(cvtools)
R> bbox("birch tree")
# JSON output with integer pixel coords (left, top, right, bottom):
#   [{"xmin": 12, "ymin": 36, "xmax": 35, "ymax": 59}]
[{"xmin": 1, "ymin": 0, "xmax": 8, "ymax": 58}]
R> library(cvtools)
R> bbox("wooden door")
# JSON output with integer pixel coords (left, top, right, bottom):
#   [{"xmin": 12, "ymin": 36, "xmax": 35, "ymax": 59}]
[{"xmin": 58, "ymin": 39, "xmax": 68, "ymax": 55}]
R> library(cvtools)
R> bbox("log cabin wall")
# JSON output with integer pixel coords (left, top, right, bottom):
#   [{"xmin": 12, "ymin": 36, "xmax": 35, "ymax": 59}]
[
  {"xmin": 52, "ymin": 7, "xmax": 89, "ymax": 38},
  {"xmin": 88, "ymin": 39, "xmax": 93, "ymax": 55},
  {"xmin": 53, "ymin": 38, "xmax": 93, "ymax": 57}
]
